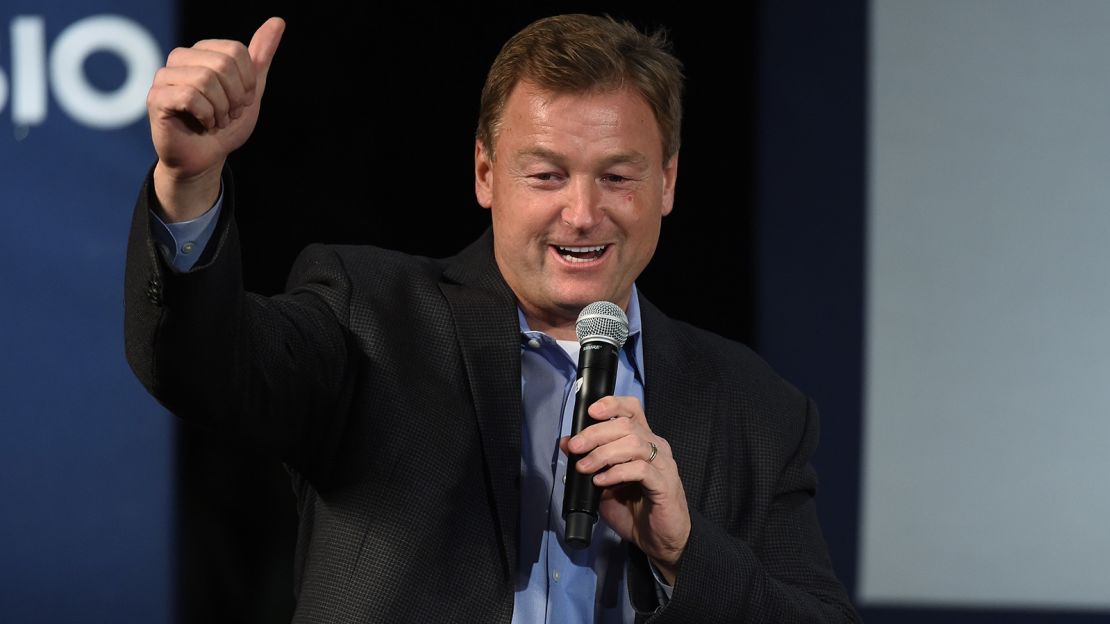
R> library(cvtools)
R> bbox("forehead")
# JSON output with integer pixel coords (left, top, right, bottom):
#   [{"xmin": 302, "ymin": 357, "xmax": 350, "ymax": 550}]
[{"xmin": 496, "ymin": 81, "xmax": 664, "ymax": 162}]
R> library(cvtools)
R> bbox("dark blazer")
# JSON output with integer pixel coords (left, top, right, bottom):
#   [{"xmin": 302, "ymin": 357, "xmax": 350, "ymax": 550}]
[{"xmin": 125, "ymin": 169, "xmax": 858, "ymax": 623}]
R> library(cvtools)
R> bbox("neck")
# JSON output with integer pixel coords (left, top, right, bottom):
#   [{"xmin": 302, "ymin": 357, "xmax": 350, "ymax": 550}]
[
  {"xmin": 523, "ymin": 314, "xmax": 577, "ymax": 341},
  {"xmin": 519, "ymin": 294, "xmax": 633, "ymax": 342}
]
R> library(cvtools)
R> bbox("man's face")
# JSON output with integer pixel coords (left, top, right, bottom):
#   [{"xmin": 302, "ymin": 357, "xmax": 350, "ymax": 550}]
[{"xmin": 475, "ymin": 80, "xmax": 678, "ymax": 334}]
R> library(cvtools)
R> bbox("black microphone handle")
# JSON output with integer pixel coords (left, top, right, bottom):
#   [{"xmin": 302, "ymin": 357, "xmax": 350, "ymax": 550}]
[{"xmin": 563, "ymin": 340, "xmax": 619, "ymax": 549}]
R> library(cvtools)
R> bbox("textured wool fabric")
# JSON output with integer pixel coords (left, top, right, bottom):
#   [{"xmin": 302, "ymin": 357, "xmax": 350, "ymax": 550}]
[{"xmin": 124, "ymin": 166, "xmax": 859, "ymax": 623}]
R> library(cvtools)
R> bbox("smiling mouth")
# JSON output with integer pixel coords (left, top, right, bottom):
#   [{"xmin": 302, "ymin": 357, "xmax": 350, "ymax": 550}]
[{"xmin": 554, "ymin": 244, "xmax": 608, "ymax": 263}]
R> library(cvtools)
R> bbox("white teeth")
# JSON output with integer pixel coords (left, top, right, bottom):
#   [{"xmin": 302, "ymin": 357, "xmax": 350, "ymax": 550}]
[
  {"xmin": 555, "ymin": 244, "xmax": 606, "ymax": 263},
  {"xmin": 556, "ymin": 245, "xmax": 606, "ymax": 253}
]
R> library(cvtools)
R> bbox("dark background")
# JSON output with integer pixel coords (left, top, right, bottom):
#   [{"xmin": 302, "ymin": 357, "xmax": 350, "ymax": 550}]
[
  {"xmin": 170, "ymin": 2, "xmax": 1109, "ymax": 623},
  {"xmin": 175, "ymin": 5, "xmax": 758, "ymax": 621}
]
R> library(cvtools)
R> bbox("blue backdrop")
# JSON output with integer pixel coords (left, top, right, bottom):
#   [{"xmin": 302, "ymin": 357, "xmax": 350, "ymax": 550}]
[{"xmin": 0, "ymin": 2, "xmax": 172, "ymax": 622}]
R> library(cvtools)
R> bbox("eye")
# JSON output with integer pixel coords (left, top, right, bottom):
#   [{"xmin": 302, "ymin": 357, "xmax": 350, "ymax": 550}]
[
  {"xmin": 527, "ymin": 172, "xmax": 564, "ymax": 189},
  {"xmin": 601, "ymin": 174, "xmax": 632, "ymax": 184}
]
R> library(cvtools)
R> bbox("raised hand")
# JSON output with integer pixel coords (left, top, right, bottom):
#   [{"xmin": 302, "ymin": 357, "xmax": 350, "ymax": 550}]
[{"xmin": 147, "ymin": 17, "xmax": 285, "ymax": 221}]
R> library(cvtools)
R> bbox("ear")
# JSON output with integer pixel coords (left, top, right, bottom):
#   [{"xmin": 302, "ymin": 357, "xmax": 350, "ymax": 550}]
[
  {"xmin": 660, "ymin": 151, "xmax": 679, "ymax": 217},
  {"xmin": 475, "ymin": 139, "xmax": 494, "ymax": 209}
]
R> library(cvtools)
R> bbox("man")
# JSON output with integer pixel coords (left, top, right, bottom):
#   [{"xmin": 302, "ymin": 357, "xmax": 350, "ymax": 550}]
[{"xmin": 126, "ymin": 14, "xmax": 858, "ymax": 623}]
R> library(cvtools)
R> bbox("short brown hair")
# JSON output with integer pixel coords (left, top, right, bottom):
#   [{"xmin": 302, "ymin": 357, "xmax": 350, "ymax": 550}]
[{"xmin": 476, "ymin": 14, "xmax": 684, "ymax": 163}]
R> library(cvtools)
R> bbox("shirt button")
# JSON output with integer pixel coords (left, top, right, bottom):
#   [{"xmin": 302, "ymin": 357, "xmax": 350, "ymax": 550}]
[
  {"xmin": 527, "ymin": 338, "xmax": 541, "ymax": 348},
  {"xmin": 552, "ymin": 568, "xmax": 561, "ymax": 583},
  {"xmin": 181, "ymin": 241, "xmax": 195, "ymax": 254},
  {"xmin": 562, "ymin": 474, "xmax": 566, "ymax": 484}
]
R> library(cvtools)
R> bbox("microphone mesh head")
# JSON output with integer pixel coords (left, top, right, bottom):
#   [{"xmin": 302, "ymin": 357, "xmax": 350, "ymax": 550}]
[{"xmin": 575, "ymin": 301, "xmax": 629, "ymax": 347}]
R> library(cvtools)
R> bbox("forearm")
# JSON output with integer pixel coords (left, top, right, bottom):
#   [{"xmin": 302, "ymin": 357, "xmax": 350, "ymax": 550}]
[{"xmin": 124, "ymin": 166, "xmax": 354, "ymax": 468}]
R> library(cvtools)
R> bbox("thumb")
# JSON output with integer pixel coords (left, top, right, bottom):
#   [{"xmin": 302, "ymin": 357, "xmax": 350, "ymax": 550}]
[{"xmin": 248, "ymin": 17, "xmax": 285, "ymax": 83}]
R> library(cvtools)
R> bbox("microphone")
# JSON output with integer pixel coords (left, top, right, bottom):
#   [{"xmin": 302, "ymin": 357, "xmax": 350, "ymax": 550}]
[{"xmin": 563, "ymin": 301, "xmax": 630, "ymax": 549}]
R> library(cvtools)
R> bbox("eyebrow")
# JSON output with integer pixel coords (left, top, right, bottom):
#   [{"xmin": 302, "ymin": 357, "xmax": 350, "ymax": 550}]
[{"xmin": 513, "ymin": 147, "xmax": 650, "ymax": 169}]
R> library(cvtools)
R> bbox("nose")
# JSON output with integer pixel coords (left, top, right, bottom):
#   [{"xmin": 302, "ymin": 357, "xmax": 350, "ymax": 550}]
[{"xmin": 560, "ymin": 176, "xmax": 604, "ymax": 230}]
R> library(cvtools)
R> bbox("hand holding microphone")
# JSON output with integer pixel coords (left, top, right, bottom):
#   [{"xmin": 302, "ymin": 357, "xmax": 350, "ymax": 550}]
[
  {"xmin": 560, "ymin": 302, "xmax": 691, "ymax": 584},
  {"xmin": 562, "ymin": 301, "xmax": 630, "ymax": 548}
]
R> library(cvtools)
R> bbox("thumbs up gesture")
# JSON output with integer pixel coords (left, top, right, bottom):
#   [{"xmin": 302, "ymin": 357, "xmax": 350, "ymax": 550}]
[{"xmin": 147, "ymin": 17, "xmax": 285, "ymax": 221}]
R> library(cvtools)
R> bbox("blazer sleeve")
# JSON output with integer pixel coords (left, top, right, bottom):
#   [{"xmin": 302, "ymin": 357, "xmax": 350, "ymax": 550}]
[
  {"xmin": 124, "ymin": 165, "xmax": 360, "ymax": 480},
  {"xmin": 628, "ymin": 397, "xmax": 860, "ymax": 623}
]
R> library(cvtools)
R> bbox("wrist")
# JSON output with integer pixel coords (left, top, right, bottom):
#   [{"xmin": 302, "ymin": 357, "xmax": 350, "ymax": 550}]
[
  {"xmin": 153, "ymin": 160, "xmax": 224, "ymax": 223},
  {"xmin": 650, "ymin": 551, "xmax": 683, "ymax": 586}
]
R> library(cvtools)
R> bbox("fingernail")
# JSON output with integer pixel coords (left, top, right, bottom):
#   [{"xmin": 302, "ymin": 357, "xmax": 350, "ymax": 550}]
[{"xmin": 578, "ymin": 458, "xmax": 593, "ymax": 470}]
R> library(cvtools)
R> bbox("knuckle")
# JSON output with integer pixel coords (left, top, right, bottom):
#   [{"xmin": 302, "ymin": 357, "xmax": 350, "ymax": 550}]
[
  {"xmin": 173, "ymin": 87, "xmax": 193, "ymax": 110},
  {"xmin": 213, "ymin": 54, "xmax": 237, "ymax": 77},
  {"xmin": 198, "ymin": 71, "xmax": 229, "ymax": 106},
  {"xmin": 225, "ymin": 40, "xmax": 249, "ymax": 56},
  {"xmin": 196, "ymin": 39, "xmax": 237, "ymax": 55},
  {"xmin": 197, "ymin": 66, "xmax": 218, "ymax": 87},
  {"xmin": 187, "ymin": 91, "xmax": 212, "ymax": 117},
  {"xmin": 166, "ymin": 47, "xmax": 187, "ymax": 66}
]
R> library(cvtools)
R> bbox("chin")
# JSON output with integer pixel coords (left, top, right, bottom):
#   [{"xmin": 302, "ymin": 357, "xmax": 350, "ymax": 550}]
[
  {"xmin": 556, "ymin": 291, "xmax": 619, "ymax": 313},
  {"xmin": 545, "ymin": 278, "xmax": 628, "ymax": 315}
]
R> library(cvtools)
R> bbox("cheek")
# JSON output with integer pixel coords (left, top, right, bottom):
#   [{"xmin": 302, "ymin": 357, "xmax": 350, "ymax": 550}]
[
  {"xmin": 491, "ymin": 207, "xmax": 542, "ymax": 248},
  {"xmin": 633, "ymin": 216, "xmax": 663, "ymax": 252}
]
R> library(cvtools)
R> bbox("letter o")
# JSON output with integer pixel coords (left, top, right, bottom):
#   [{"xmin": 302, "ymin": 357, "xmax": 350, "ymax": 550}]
[
  {"xmin": 0, "ymin": 66, "xmax": 7, "ymax": 117},
  {"xmin": 50, "ymin": 15, "xmax": 161, "ymax": 129}
]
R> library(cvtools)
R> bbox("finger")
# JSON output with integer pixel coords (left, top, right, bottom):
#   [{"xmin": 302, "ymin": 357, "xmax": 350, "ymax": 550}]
[
  {"xmin": 165, "ymin": 47, "xmax": 248, "ymax": 121},
  {"xmin": 192, "ymin": 40, "xmax": 254, "ymax": 110},
  {"xmin": 149, "ymin": 82, "xmax": 217, "ymax": 131},
  {"xmin": 248, "ymin": 17, "xmax": 285, "ymax": 84},
  {"xmin": 587, "ymin": 395, "xmax": 645, "ymax": 422},
  {"xmin": 154, "ymin": 65, "xmax": 232, "ymax": 128},
  {"xmin": 566, "ymin": 415, "xmax": 639, "ymax": 454},
  {"xmin": 575, "ymin": 434, "xmax": 656, "ymax": 473},
  {"xmin": 592, "ymin": 459, "xmax": 662, "ymax": 490}
]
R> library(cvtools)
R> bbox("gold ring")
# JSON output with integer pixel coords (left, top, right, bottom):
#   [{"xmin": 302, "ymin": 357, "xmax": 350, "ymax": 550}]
[{"xmin": 647, "ymin": 441, "xmax": 658, "ymax": 463}]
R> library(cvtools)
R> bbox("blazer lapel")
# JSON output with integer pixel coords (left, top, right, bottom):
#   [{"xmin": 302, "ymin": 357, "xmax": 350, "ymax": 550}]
[
  {"xmin": 439, "ymin": 230, "xmax": 522, "ymax": 582},
  {"xmin": 638, "ymin": 294, "xmax": 710, "ymax": 507}
]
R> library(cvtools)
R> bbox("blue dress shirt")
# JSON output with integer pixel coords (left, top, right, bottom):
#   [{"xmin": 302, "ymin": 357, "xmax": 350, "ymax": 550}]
[
  {"xmin": 149, "ymin": 188, "xmax": 223, "ymax": 273},
  {"xmin": 513, "ymin": 294, "xmax": 646, "ymax": 623}
]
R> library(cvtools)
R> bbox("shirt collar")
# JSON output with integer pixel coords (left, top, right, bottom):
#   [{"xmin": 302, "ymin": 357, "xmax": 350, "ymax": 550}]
[{"xmin": 517, "ymin": 285, "xmax": 645, "ymax": 383}]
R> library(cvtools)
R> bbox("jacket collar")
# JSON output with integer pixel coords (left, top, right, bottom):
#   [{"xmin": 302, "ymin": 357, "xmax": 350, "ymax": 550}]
[
  {"xmin": 637, "ymin": 292, "xmax": 709, "ymax": 507},
  {"xmin": 439, "ymin": 230, "xmax": 523, "ymax": 582}
]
